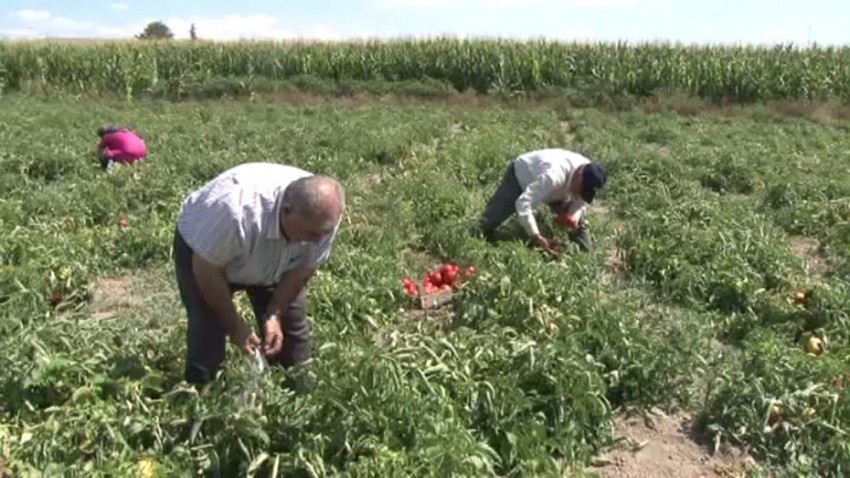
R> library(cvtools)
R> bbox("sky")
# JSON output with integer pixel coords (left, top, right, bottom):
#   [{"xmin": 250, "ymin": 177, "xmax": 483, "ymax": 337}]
[{"xmin": 0, "ymin": 0, "xmax": 848, "ymax": 46}]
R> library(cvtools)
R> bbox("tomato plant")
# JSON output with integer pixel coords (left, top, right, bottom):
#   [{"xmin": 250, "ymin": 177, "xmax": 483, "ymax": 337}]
[{"xmin": 1, "ymin": 90, "xmax": 849, "ymax": 477}]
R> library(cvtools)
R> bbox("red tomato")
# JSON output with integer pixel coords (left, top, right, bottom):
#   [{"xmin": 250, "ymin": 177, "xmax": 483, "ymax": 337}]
[
  {"xmin": 467, "ymin": 266, "xmax": 476, "ymax": 275},
  {"xmin": 442, "ymin": 269, "xmax": 457, "ymax": 286},
  {"xmin": 428, "ymin": 271, "xmax": 443, "ymax": 286},
  {"xmin": 555, "ymin": 212, "xmax": 578, "ymax": 228},
  {"xmin": 440, "ymin": 284, "xmax": 452, "ymax": 292}
]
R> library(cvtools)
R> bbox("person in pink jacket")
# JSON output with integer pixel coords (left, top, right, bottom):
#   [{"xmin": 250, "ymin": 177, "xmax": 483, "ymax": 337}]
[{"xmin": 96, "ymin": 125, "xmax": 148, "ymax": 170}]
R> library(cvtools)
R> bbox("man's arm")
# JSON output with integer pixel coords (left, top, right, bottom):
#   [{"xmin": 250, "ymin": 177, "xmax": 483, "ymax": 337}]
[
  {"xmin": 515, "ymin": 173, "xmax": 557, "ymax": 238},
  {"xmin": 191, "ymin": 252, "xmax": 250, "ymax": 338},
  {"xmin": 265, "ymin": 225, "xmax": 337, "ymax": 320},
  {"xmin": 265, "ymin": 265, "xmax": 316, "ymax": 320},
  {"xmin": 181, "ymin": 199, "xmax": 253, "ymax": 344}
]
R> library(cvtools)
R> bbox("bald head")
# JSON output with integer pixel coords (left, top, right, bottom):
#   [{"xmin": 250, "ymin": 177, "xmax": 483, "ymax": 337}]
[{"xmin": 282, "ymin": 175, "xmax": 345, "ymax": 231}]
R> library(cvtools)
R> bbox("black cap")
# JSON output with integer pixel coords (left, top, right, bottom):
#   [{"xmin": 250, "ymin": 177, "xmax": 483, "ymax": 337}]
[{"xmin": 581, "ymin": 163, "xmax": 607, "ymax": 203}]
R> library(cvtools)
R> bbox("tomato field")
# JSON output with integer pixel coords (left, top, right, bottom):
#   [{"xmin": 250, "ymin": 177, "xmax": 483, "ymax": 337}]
[{"xmin": 1, "ymin": 73, "xmax": 850, "ymax": 476}]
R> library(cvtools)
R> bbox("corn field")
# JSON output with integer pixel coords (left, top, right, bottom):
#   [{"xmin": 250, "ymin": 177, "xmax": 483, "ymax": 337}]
[
  {"xmin": 3, "ymin": 36, "xmax": 850, "ymax": 475},
  {"xmin": 2, "ymin": 38, "xmax": 850, "ymax": 101}
]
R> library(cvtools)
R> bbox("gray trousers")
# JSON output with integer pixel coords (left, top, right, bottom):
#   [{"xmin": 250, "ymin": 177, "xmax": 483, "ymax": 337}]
[
  {"xmin": 173, "ymin": 229, "xmax": 312, "ymax": 384},
  {"xmin": 479, "ymin": 161, "xmax": 593, "ymax": 252}
]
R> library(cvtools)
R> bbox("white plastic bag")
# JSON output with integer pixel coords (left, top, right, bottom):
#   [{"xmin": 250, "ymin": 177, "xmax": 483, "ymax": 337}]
[{"xmin": 236, "ymin": 349, "xmax": 269, "ymax": 408}]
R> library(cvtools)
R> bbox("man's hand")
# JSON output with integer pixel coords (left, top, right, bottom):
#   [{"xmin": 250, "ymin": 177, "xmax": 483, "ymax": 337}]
[
  {"xmin": 265, "ymin": 266, "xmax": 315, "ymax": 328},
  {"xmin": 263, "ymin": 315, "xmax": 284, "ymax": 356},
  {"xmin": 231, "ymin": 323, "xmax": 262, "ymax": 356},
  {"xmin": 192, "ymin": 252, "xmax": 260, "ymax": 355},
  {"xmin": 531, "ymin": 234, "xmax": 563, "ymax": 259}
]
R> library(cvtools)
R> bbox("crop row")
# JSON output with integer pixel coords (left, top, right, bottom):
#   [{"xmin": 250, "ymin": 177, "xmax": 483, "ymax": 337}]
[{"xmin": 2, "ymin": 39, "xmax": 850, "ymax": 101}]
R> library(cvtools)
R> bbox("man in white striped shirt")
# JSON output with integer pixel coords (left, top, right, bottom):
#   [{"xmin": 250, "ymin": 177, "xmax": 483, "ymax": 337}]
[
  {"xmin": 173, "ymin": 162, "xmax": 345, "ymax": 385},
  {"xmin": 477, "ymin": 148, "xmax": 607, "ymax": 257}
]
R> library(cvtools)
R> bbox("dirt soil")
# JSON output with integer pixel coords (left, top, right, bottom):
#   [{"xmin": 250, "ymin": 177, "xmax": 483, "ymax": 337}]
[
  {"xmin": 561, "ymin": 120, "xmax": 578, "ymax": 147},
  {"xmin": 789, "ymin": 235, "xmax": 829, "ymax": 275},
  {"xmin": 89, "ymin": 276, "xmax": 144, "ymax": 320},
  {"xmin": 591, "ymin": 411, "xmax": 757, "ymax": 478}
]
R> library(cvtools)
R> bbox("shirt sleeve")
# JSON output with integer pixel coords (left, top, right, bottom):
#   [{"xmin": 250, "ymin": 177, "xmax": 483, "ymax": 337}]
[
  {"xmin": 179, "ymin": 199, "xmax": 249, "ymax": 268},
  {"xmin": 514, "ymin": 172, "xmax": 558, "ymax": 237}
]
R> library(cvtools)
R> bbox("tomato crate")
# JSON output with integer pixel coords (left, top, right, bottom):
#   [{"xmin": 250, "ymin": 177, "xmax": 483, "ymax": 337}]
[
  {"xmin": 417, "ymin": 285, "xmax": 454, "ymax": 310},
  {"xmin": 401, "ymin": 262, "xmax": 477, "ymax": 311}
]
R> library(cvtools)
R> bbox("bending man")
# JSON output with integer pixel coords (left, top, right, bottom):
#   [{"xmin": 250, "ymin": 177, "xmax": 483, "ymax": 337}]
[
  {"xmin": 478, "ymin": 148, "xmax": 607, "ymax": 257},
  {"xmin": 173, "ymin": 162, "xmax": 345, "ymax": 385}
]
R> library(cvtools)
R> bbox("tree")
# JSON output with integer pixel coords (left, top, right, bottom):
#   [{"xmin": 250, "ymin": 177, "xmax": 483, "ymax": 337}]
[
  {"xmin": 190, "ymin": 23, "xmax": 197, "ymax": 40},
  {"xmin": 136, "ymin": 21, "xmax": 174, "ymax": 40}
]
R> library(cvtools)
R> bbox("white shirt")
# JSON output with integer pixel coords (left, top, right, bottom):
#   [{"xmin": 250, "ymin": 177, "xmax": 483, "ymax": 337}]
[
  {"xmin": 177, "ymin": 162, "xmax": 339, "ymax": 286},
  {"xmin": 512, "ymin": 148, "xmax": 591, "ymax": 237}
]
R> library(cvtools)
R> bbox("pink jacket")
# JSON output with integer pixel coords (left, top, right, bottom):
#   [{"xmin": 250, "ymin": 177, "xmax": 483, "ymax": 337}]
[{"xmin": 98, "ymin": 130, "xmax": 148, "ymax": 163}]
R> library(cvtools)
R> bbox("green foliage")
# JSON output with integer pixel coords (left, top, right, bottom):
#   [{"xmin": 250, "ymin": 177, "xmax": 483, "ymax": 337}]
[
  {"xmin": 0, "ymin": 94, "xmax": 848, "ymax": 476},
  {"xmin": 574, "ymin": 106, "xmax": 850, "ymax": 474},
  {"xmin": 2, "ymin": 39, "xmax": 850, "ymax": 102},
  {"xmin": 136, "ymin": 21, "xmax": 174, "ymax": 41}
]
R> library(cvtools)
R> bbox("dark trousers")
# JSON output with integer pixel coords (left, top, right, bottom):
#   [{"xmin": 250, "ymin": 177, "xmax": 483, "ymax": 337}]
[
  {"xmin": 479, "ymin": 161, "xmax": 593, "ymax": 252},
  {"xmin": 97, "ymin": 151, "xmax": 112, "ymax": 170},
  {"xmin": 172, "ymin": 229, "xmax": 312, "ymax": 384}
]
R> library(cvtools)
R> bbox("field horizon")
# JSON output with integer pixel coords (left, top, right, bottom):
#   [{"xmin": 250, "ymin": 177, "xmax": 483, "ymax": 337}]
[
  {"xmin": 3, "ymin": 37, "xmax": 850, "ymax": 105},
  {"xmin": 1, "ymin": 39, "xmax": 850, "ymax": 476}
]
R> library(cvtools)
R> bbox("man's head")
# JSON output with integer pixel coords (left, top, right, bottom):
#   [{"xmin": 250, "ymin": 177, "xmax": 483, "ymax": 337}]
[
  {"xmin": 280, "ymin": 175, "xmax": 345, "ymax": 243},
  {"xmin": 570, "ymin": 163, "xmax": 607, "ymax": 203}
]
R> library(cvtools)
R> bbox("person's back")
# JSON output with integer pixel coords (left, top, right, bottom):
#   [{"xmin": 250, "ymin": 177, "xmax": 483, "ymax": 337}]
[
  {"xmin": 512, "ymin": 148, "xmax": 590, "ymax": 189},
  {"xmin": 181, "ymin": 162, "xmax": 312, "ymax": 211},
  {"xmin": 97, "ymin": 126, "xmax": 148, "ymax": 166},
  {"xmin": 178, "ymin": 162, "xmax": 320, "ymax": 279}
]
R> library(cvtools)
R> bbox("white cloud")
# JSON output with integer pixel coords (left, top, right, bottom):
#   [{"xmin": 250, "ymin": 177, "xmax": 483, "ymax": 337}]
[
  {"xmin": 175, "ymin": 14, "xmax": 295, "ymax": 40},
  {"xmin": 375, "ymin": 0, "xmax": 451, "ymax": 6},
  {"xmin": 163, "ymin": 15, "xmax": 296, "ymax": 40},
  {"xmin": 375, "ymin": 0, "xmax": 542, "ymax": 8},
  {"xmin": 0, "ymin": 28, "xmax": 42, "ymax": 39},
  {"xmin": 161, "ymin": 15, "xmax": 376, "ymax": 41},
  {"xmin": 491, "ymin": 0, "xmax": 542, "ymax": 5},
  {"xmin": 572, "ymin": 0, "xmax": 637, "ymax": 5},
  {"xmin": 573, "ymin": 0, "xmax": 636, "ymax": 6},
  {"xmin": 110, "ymin": 3, "xmax": 129, "ymax": 10},
  {"xmin": 1, "ymin": 12, "xmax": 375, "ymax": 41},
  {"xmin": 14, "ymin": 9, "xmax": 52, "ymax": 21},
  {"xmin": 50, "ymin": 16, "xmax": 93, "ymax": 30},
  {"xmin": 9, "ymin": 10, "xmax": 108, "ymax": 37},
  {"xmin": 45, "ymin": 17, "xmax": 155, "ymax": 39}
]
